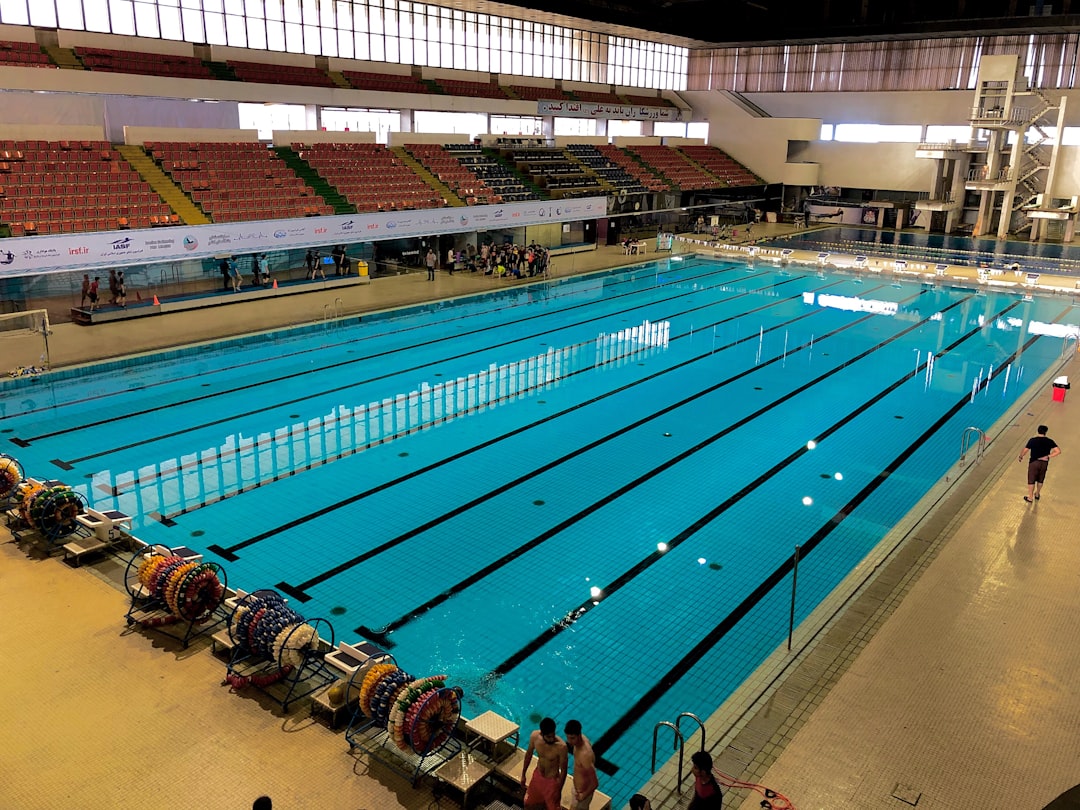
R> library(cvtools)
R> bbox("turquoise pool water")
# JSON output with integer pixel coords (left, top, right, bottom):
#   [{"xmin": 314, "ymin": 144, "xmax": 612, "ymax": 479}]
[
  {"xmin": 771, "ymin": 226, "xmax": 1080, "ymax": 275},
  {"xmin": 6, "ymin": 255, "xmax": 1078, "ymax": 805}
]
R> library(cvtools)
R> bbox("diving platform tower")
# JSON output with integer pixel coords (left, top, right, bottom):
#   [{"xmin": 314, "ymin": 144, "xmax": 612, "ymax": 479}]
[{"xmin": 916, "ymin": 54, "xmax": 1073, "ymax": 241}]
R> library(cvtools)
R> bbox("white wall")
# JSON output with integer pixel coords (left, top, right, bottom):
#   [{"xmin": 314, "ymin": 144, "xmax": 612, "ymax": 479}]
[
  {"xmin": 799, "ymin": 142, "xmax": 929, "ymax": 190},
  {"xmin": 56, "ymin": 30, "xmax": 195, "ymax": 56},
  {"xmin": 388, "ymin": 131, "xmax": 461, "ymax": 146},
  {"xmin": 328, "ymin": 57, "xmax": 412, "ymax": 76},
  {"xmin": 0, "ymin": 23, "xmax": 37, "ymax": 42},
  {"xmin": 275, "ymin": 129, "xmax": 377, "ymax": 146},
  {"xmin": 124, "ymin": 126, "xmax": 258, "ymax": 144}
]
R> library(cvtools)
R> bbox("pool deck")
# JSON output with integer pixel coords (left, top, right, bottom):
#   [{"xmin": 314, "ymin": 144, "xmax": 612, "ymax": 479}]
[{"xmin": 5, "ymin": 224, "xmax": 1080, "ymax": 810}]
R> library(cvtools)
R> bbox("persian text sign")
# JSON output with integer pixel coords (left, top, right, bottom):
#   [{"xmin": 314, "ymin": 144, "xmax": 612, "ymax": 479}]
[{"xmin": 537, "ymin": 100, "xmax": 681, "ymax": 121}]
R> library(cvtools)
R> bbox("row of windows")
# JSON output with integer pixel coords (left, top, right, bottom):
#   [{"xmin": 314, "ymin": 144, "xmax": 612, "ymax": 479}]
[
  {"xmin": 0, "ymin": 0, "xmax": 687, "ymax": 88},
  {"xmin": 240, "ymin": 103, "xmax": 709, "ymax": 142},
  {"xmin": 689, "ymin": 33, "xmax": 1080, "ymax": 92},
  {"xmin": 820, "ymin": 124, "xmax": 1080, "ymax": 145}
]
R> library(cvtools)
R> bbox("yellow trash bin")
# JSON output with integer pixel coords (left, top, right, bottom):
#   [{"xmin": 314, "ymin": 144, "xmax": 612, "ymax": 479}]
[{"xmin": 356, "ymin": 261, "xmax": 368, "ymax": 277}]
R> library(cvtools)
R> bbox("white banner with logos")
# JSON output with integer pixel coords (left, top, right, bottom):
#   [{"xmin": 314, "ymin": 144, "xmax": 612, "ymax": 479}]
[
  {"xmin": 537, "ymin": 100, "xmax": 681, "ymax": 121},
  {"xmin": 0, "ymin": 197, "xmax": 608, "ymax": 277}
]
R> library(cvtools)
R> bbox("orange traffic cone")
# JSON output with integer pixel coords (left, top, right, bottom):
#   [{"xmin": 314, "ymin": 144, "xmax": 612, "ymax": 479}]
[
  {"xmin": 152, "ymin": 294, "xmax": 160, "ymax": 306},
  {"xmin": 272, "ymin": 278, "xmax": 278, "ymax": 289}
]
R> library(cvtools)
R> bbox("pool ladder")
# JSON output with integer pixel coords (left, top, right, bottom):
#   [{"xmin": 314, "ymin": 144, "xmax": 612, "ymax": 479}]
[
  {"xmin": 959, "ymin": 426, "xmax": 987, "ymax": 465},
  {"xmin": 322, "ymin": 297, "xmax": 344, "ymax": 325},
  {"xmin": 651, "ymin": 712, "xmax": 705, "ymax": 793}
]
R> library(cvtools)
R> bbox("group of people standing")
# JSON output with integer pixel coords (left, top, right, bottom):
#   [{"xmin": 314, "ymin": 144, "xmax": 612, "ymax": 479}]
[
  {"xmin": 80, "ymin": 270, "xmax": 125, "ymax": 310},
  {"xmin": 424, "ymin": 241, "xmax": 551, "ymax": 281},
  {"xmin": 305, "ymin": 245, "xmax": 352, "ymax": 279},
  {"xmin": 520, "ymin": 718, "xmax": 598, "ymax": 810},
  {"xmin": 519, "ymin": 718, "xmax": 724, "ymax": 809}
]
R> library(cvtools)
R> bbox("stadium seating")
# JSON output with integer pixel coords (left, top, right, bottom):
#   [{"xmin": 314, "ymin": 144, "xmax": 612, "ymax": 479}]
[
  {"xmin": 75, "ymin": 46, "xmax": 216, "ymax": 80},
  {"xmin": 295, "ymin": 142, "xmax": 444, "ymax": 212},
  {"xmin": 0, "ymin": 40, "xmax": 54, "ymax": 68},
  {"xmin": 0, "ymin": 140, "xmax": 172, "ymax": 234},
  {"xmin": 148, "ymin": 141, "xmax": 332, "ymax": 222}
]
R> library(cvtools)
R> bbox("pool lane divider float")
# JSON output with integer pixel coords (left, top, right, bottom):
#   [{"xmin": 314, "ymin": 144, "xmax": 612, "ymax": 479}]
[
  {"xmin": 5, "ymin": 458, "xmax": 473, "ymax": 794},
  {"xmin": 124, "ymin": 545, "xmax": 227, "ymax": 648},
  {"xmin": 10, "ymin": 475, "xmax": 88, "ymax": 545},
  {"xmin": 0, "ymin": 454, "xmax": 25, "ymax": 505},
  {"xmin": 219, "ymin": 589, "xmax": 337, "ymax": 711},
  {"xmin": 345, "ymin": 658, "xmax": 464, "ymax": 786}
]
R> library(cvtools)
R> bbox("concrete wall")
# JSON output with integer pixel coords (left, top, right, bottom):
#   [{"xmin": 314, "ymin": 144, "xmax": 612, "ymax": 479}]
[
  {"xmin": 0, "ymin": 123, "xmax": 105, "ymax": 141},
  {"xmin": 124, "ymin": 126, "xmax": 259, "ymax": 144},
  {"xmin": 274, "ymin": 129, "xmax": 378, "ymax": 147},
  {"xmin": 328, "ymin": 57, "xmax": 412, "ymax": 76},
  {"xmin": 56, "ymin": 30, "xmax": 195, "ymax": 56},
  {"xmin": 388, "ymin": 131, "xmax": 461, "ymax": 146}
]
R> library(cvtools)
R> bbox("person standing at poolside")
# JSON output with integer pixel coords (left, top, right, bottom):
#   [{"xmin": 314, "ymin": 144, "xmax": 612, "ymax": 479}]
[
  {"xmin": 521, "ymin": 717, "xmax": 568, "ymax": 810},
  {"xmin": 1019, "ymin": 424, "xmax": 1061, "ymax": 503},
  {"xmin": 688, "ymin": 750, "xmax": 723, "ymax": 809},
  {"xmin": 564, "ymin": 720, "xmax": 599, "ymax": 810},
  {"xmin": 88, "ymin": 276, "xmax": 100, "ymax": 311},
  {"xmin": 425, "ymin": 248, "xmax": 437, "ymax": 281},
  {"xmin": 80, "ymin": 273, "xmax": 90, "ymax": 307},
  {"xmin": 116, "ymin": 271, "xmax": 127, "ymax": 308}
]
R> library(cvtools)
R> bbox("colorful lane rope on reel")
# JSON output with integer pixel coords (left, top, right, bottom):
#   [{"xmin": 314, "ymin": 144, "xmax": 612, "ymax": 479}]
[
  {"xmin": 0, "ymin": 454, "xmax": 24, "ymax": 503},
  {"xmin": 224, "ymin": 590, "xmax": 323, "ymax": 690},
  {"xmin": 136, "ymin": 553, "xmax": 226, "ymax": 627},
  {"xmin": 16, "ymin": 480, "xmax": 43, "ymax": 525},
  {"xmin": 21, "ymin": 483, "xmax": 86, "ymax": 542},
  {"xmin": 356, "ymin": 664, "xmax": 459, "ymax": 755}
]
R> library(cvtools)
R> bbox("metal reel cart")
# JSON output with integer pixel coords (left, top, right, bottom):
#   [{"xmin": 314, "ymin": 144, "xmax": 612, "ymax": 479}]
[
  {"xmin": 123, "ymin": 545, "xmax": 228, "ymax": 648},
  {"xmin": 221, "ymin": 589, "xmax": 336, "ymax": 712}
]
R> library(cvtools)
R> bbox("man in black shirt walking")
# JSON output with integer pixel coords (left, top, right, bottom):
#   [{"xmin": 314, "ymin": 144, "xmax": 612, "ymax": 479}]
[{"xmin": 1018, "ymin": 424, "xmax": 1061, "ymax": 503}]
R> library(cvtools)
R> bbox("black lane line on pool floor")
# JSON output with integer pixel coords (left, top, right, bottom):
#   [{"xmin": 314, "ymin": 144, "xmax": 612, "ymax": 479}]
[
  {"xmin": 23, "ymin": 259, "xmax": 737, "ymax": 449},
  {"xmin": 344, "ymin": 289, "xmax": 962, "ymax": 644},
  {"xmin": 214, "ymin": 279, "xmax": 844, "ymax": 562},
  {"xmin": 504, "ymin": 300, "xmax": 1051, "ymax": 772},
  {"xmin": 45, "ymin": 267, "xmax": 764, "ymax": 469},
  {"xmin": 108, "ymin": 271, "xmax": 807, "ymax": 500},
  {"xmin": 266, "ymin": 280, "xmax": 885, "ymax": 596},
  {"xmin": 10, "ymin": 260, "xmax": 720, "ymax": 422}
]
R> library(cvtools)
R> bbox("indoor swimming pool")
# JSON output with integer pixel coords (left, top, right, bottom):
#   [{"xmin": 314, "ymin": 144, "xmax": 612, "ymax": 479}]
[{"xmin": 6, "ymin": 254, "xmax": 1079, "ymax": 805}]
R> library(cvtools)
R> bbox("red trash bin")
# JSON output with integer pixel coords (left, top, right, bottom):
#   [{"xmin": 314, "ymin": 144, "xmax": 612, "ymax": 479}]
[{"xmin": 1053, "ymin": 381, "xmax": 1069, "ymax": 402}]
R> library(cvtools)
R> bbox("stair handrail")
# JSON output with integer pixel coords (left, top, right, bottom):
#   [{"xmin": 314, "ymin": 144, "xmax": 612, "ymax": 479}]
[
  {"xmin": 959, "ymin": 426, "xmax": 986, "ymax": 465},
  {"xmin": 675, "ymin": 712, "xmax": 706, "ymax": 754},
  {"xmin": 652, "ymin": 721, "xmax": 686, "ymax": 793}
]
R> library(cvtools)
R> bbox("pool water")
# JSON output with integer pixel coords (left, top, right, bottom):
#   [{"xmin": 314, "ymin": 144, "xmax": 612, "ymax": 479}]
[
  {"xmin": 771, "ymin": 225, "xmax": 1080, "ymax": 275},
  {"xmin": 7, "ymin": 255, "xmax": 1078, "ymax": 805}
]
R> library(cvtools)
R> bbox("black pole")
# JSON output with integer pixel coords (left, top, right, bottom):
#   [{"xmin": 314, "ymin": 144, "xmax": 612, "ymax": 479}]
[{"xmin": 788, "ymin": 544, "xmax": 801, "ymax": 651}]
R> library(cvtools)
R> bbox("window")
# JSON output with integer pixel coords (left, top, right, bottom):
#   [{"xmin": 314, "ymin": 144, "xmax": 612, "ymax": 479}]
[
  {"xmin": 321, "ymin": 107, "xmax": 401, "ymax": 144},
  {"xmin": 554, "ymin": 117, "xmax": 596, "ymax": 137},
  {"xmin": 490, "ymin": 115, "xmax": 542, "ymax": 135},
  {"xmin": 608, "ymin": 120, "xmax": 642, "ymax": 138},
  {"xmin": 832, "ymin": 124, "xmax": 922, "ymax": 143},
  {"xmin": 414, "ymin": 110, "xmax": 488, "ymax": 140},
  {"xmin": 0, "ymin": 0, "xmax": 689, "ymax": 87},
  {"xmin": 925, "ymin": 125, "xmax": 972, "ymax": 143}
]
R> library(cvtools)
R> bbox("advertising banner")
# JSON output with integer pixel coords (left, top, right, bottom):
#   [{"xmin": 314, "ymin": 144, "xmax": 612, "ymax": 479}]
[
  {"xmin": 537, "ymin": 100, "xmax": 681, "ymax": 121},
  {"xmin": 0, "ymin": 196, "xmax": 608, "ymax": 277}
]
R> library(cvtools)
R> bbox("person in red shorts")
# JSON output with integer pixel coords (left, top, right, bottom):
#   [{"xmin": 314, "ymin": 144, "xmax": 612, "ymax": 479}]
[
  {"xmin": 521, "ymin": 716, "xmax": 568, "ymax": 810},
  {"xmin": 564, "ymin": 719, "xmax": 599, "ymax": 809}
]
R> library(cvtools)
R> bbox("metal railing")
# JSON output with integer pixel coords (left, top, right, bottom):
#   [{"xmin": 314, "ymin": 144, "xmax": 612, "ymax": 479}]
[
  {"xmin": 959, "ymin": 427, "xmax": 987, "ymax": 465},
  {"xmin": 652, "ymin": 712, "xmax": 706, "ymax": 794}
]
